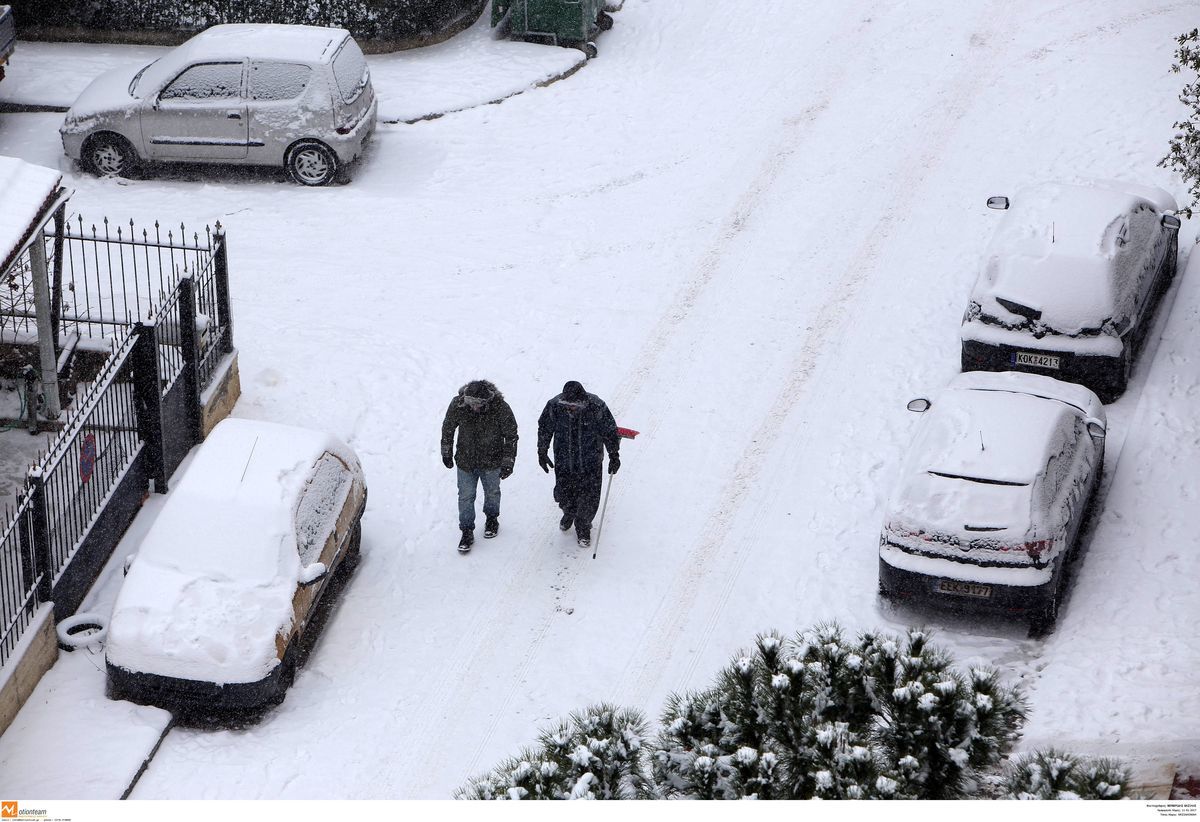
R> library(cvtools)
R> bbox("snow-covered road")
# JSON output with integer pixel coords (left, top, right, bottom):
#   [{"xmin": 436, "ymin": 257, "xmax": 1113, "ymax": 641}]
[{"xmin": 0, "ymin": 0, "xmax": 1196, "ymax": 798}]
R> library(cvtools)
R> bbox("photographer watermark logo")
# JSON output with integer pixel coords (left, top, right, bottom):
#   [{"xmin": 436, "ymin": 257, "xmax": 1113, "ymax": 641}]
[
  {"xmin": 1, "ymin": 804, "xmax": 45, "ymax": 819},
  {"xmin": 1, "ymin": 801, "xmax": 16, "ymax": 819}
]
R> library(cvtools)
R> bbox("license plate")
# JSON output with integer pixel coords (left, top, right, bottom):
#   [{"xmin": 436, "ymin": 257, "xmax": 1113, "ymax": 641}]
[
  {"xmin": 1012, "ymin": 351, "xmax": 1060, "ymax": 369},
  {"xmin": 935, "ymin": 579, "xmax": 992, "ymax": 598}
]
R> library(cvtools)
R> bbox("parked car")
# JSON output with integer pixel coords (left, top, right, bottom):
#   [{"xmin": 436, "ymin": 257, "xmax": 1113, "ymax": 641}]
[
  {"xmin": 60, "ymin": 24, "xmax": 377, "ymax": 186},
  {"xmin": 960, "ymin": 180, "xmax": 1180, "ymax": 402},
  {"xmin": 106, "ymin": 418, "xmax": 367, "ymax": 713},
  {"xmin": 878, "ymin": 370, "xmax": 1106, "ymax": 633},
  {"xmin": 0, "ymin": 5, "xmax": 15, "ymax": 82}
]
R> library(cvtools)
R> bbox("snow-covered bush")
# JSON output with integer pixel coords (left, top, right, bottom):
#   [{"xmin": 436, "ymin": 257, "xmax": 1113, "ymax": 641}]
[
  {"xmin": 456, "ymin": 704, "xmax": 651, "ymax": 800},
  {"xmin": 1004, "ymin": 749, "xmax": 1130, "ymax": 799},
  {"xmin": 8, "ymin": 0, "xmax": 483, "ymax": 42},
  {"xmin": 458, "ymin": 625, "xmax": 1138, "ymax": 802},
  {"xmin": 654, "ymin": 625, "xmax": 1025, "ymax": 800},
  {"xmin": 1162, "ymin": 29, "xmax": 1200, "ymax": 217}
]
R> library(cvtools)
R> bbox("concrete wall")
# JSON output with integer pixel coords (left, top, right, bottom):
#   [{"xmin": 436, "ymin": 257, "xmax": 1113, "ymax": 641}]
[{"xmin": 0, "ymin": 605, "xmax": 58, "ymax": 737}]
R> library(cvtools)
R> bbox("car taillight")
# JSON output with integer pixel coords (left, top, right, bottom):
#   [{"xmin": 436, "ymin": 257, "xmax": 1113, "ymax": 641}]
[{"xmin": 1023, "ymin": 539, "xmax": 1050, "ymax": 563}]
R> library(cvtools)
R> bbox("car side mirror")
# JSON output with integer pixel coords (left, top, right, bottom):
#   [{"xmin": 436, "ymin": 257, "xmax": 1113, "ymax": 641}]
[
  {"xmin": 1162, "ymin": 213, "xmax": 1182, "ymax": 231},
  {"xmin": 299, "ymin": 562, "xmax": 327, "ymax": 587},
  {"xmin": 906, "ymin": 398, "xmax": 931, "ymax": 413},
  {"xmin": 986, "ymin": 196, "xmax": 1010, "ymax": 210},
  {"xmin": 1085, "ymin": 419, "xmax": 1106, "ymax": 440}
]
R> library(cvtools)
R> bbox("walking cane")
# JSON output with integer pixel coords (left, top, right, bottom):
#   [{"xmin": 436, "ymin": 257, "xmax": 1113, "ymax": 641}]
[{"xmin": 592, "ymin": 473, "xmax": 615, "ymax": 560}]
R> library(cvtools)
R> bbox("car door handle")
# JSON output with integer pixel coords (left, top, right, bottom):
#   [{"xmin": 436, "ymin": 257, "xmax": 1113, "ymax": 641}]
[{"xmin": 226, "ymin": 111, "xmax": 242, "ymax": 119}]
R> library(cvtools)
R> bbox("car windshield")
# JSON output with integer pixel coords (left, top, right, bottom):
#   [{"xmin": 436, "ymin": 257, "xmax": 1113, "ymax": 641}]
[{"xmin": 129, "ymin": 59, "xmax": 158, "ymax": 95}]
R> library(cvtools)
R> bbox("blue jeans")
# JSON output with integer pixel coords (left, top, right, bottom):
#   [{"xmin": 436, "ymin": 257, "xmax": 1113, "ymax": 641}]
[{"xmin": 458, "ymin": 467, "xmax": 501, "ymax": 530}]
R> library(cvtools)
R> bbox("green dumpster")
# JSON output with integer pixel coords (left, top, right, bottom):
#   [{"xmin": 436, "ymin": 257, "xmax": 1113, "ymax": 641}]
[{"xmin": 492, "ymin": 0, "xmax": 614, "ymax": 57}]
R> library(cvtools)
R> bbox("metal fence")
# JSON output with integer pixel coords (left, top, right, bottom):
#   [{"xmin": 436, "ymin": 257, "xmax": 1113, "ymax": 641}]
[
  {"xmin": 31, "ymin": 328, "xmax": 142, "ymax": 584},
  {"xmin": 0, "ymin": 496, "xmax": 40, "ymax": 668},
  {"xmin": 0, "ymin": 221, "xmax": 234, "ymax": 660},
  {"xmin": 54, "ymin": 216, "xmax": 219, "ymax": 342}
]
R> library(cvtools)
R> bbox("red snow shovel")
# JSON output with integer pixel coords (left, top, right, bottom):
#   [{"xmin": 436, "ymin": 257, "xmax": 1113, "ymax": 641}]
[{"xmin": 593, "ymin": 427, "xmax": 639, "ymax": 559}]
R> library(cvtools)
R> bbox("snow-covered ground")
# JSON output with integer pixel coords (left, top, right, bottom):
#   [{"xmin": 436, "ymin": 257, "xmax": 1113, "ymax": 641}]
[{"xmin": 0, "ymin": 0, "xmax": 1197, "ymax": 799}]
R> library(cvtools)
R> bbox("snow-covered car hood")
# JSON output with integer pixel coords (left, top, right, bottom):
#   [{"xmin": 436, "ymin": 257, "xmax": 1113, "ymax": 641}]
[
  {"xmin": 60, "ymin": 63, "xmax": 146, "ymax": 134},
  {"xmin": 107, "ymin": 556, "xmax": 297, "ymax": 685}
]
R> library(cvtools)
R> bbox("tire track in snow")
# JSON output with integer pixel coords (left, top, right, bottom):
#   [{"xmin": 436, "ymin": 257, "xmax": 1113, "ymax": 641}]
[
  {"xmin": 394, "ymin": 13, "xmax": 886, "ymax": 795},
  {"xmin": 623, "ymin": 0, "xmax": 1194, "ymax": 705},
  {"xmin": 615, "ymin": 0, "xmax": 1019, "ymax": 709}
]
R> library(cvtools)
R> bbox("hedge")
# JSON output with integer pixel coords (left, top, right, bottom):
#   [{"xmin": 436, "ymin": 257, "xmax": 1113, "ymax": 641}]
[{"xmin": 7, "ymin": 0, "xmax": 486, "ymax": 45}]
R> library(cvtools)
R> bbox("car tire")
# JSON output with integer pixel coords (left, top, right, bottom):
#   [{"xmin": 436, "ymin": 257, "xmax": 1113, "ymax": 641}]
[
  {"xmin": 267, "ymin": 647, "xmax": 298, "ymax": 708},
  {"xmin": 1028, "ymin": 580, "xmax": 1060, "ymax": 638},
  {"xmin": 1158, "ymin": 235, "xmax": 1179, "ymax": 296},
  {"xmin": 285, "ymin": 140, "xmax": 339, "ymax": 186},
  {"xmin": 1099, "ymin": 347, "xmax": 1130, "ymax": 404},
  {"xmin": 57, "ymin": 612, "xmax": 108, "ymax": 651},
  {"xmin": 82, "ymin": 133, "xmax": 139, "ymax": 178},
  {"xmin": 335, "ymin": 520, "xmax": 362, "ymax": 581}
]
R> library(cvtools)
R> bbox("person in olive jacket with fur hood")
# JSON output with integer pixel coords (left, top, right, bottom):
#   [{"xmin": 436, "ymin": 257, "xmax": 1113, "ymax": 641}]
[{"xmin": 441, "ymin": 380, "xmax": 518, "ymax": 552}]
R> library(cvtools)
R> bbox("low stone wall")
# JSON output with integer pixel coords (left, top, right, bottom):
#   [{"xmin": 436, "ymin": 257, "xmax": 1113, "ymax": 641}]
[
  {"xmin": 0, "ymin": 604, "xmax": 57, "ymax": 737},
  {"xmin": 200, "ymin": 351, "xmax": 240, "ymax": 437}
]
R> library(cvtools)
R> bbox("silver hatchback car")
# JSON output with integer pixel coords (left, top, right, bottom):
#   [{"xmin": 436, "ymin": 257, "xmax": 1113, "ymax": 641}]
[{"xmin": 60, "ymin": 24, "xmax": 377, "ymax": 185}]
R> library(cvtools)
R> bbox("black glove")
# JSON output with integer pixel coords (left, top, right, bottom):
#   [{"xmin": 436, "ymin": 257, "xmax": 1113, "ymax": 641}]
[
  {"xmin": 608, "ymin": 455, "xmax": 621, "ymax": 475},
  {"xmin": 499, "ymin": 464, "xmax": 513, "ymax": 480},
  {"xmin": 442, "ymin": 453, "xmax": 454, "ymax": 469},
  {"xmin": 538, "ymin": 451, "xmax": 554, "ymax": 473}
]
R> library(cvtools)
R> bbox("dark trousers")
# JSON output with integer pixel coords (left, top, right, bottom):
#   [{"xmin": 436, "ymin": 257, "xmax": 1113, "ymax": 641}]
[{"xmin": 554, "ymin": 467, "xmax": 603, "ymax": 537}]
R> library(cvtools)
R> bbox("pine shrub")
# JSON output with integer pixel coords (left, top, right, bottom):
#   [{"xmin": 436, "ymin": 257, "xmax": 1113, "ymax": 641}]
[
  {"xmin": 457, "ymin": 624, "xmax": 1125, "ymax": 802},
  {"xmin": 1004, "ymin": 749, "xmax": 1130, "ymax": 800}
]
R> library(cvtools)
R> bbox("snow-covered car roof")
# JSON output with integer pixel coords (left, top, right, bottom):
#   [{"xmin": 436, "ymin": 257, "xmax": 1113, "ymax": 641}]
[
  {"xmin": 905, "ymin": 371, "xmax": 1103, "ymax": 486},
  {"xmin": 134, "ymin": 24, "xmax": 351, "ymax": 96},
  {"xmin": 972, "ymin": 180, "xmax": 1177, "ymax": 332},
  {"xmin": 106, "ymin": 418, "xmax": 363, "ymax": 684},
  {"xmin": 0, "ymin": 155, "xmax": 66, "ymax": 275}
]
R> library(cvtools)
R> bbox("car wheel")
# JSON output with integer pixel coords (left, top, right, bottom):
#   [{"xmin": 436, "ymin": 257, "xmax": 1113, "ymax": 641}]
[
  {"xmin": 1161, "ymin": 235, "xmax": 1179, "ymax": 291},
  {"xmin": 285, "ymin": 140, "xmax": 339, "ymax": 186},
  {"xmin": 82, "ymin": 133, "xmax": 139, "ymax": 178},
  {"xmin": 1028, "ymin": 582, "xmax": 1060, "ymax": 638},
  {"xmin": 335, "ymin": 520, "xmax": 362, "ymax": 581},
  {"xmin": 267, "ymin": 647, "xmax": 298, "ymax": 708},
  {"xmin": 1100, "ymin": 347, "xmax": 1130, "ymax": 403}
]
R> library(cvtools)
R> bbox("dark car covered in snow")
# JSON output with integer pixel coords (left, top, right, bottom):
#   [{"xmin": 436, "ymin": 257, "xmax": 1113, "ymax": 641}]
[
  {"xmin": 878, "ymin": 371, "xmax": 1106, "ymax": 634},
  {"xmin": 0, "ymin": 6, "xmax": 15, "ymax": 82},
  {"xmin": 60, "ymin": 24, "xmax": 376, "ymax": 186},
  {"xmin": 106, "ymin": 419, "xmax": 366, "ymax": 714},
  {"xmin": 960, "ymin": 180, "xmax": 1180, "ymax": 402}
]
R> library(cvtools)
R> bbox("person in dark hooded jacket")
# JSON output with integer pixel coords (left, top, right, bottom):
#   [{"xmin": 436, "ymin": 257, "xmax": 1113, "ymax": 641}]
[
  {"xmin": 537, "ymin": 380, "xmax": 620, "ymax": 547},
  {"xmin": 441, "ymin": 380, "xmax": 518, "ymax": 552}
]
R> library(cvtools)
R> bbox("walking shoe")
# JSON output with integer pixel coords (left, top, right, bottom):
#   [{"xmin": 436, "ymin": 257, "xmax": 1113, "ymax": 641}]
[
  {"xmin": 577, "ymin": 534, "xmax": 591, "ymax": 548},
  {"xmin": 484, "ymin": 516, "xmax": 499, "ymax": 539},
  {"xmin": 559, "ymin": 513, "xmax": 573, "ymax": 532},
  {"xmin": 458, "ymin": 528, "xmax": 474, "ymax": 553}
]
